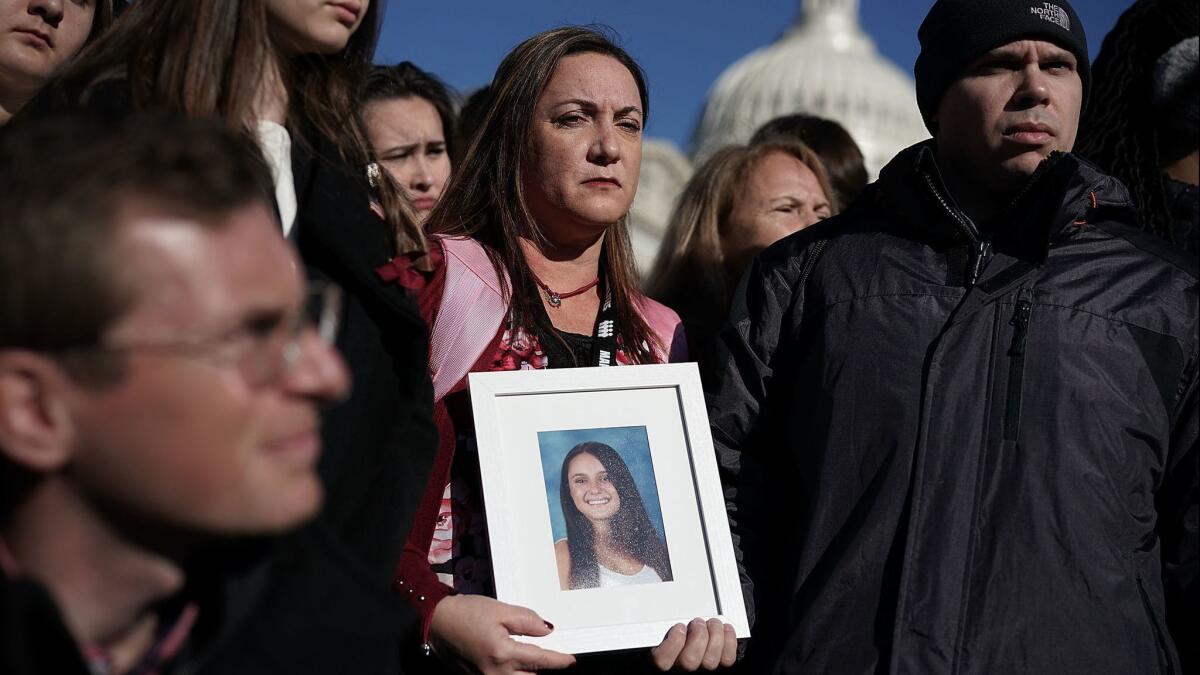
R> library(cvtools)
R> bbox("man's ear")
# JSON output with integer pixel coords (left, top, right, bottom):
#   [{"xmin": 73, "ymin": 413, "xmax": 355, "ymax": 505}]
[{"xmin": 0, "ymin": 351, "xmax": 77, "ymax": 473}]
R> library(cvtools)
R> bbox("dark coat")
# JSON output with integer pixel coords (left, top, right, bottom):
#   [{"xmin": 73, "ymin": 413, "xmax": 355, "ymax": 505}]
[
  {"xmin": 0, "ymin": 535, "xmax": 271, "ymax": 675},
  {"xmin": 1164, "ymin": 177, "xmax": 1198, "ymax": 256},
  {"xmin": 708, "ymin": 142, "xmax": 1199, "ymax": 675},
  {"xmin": 0, "ymin": 524, "xmax": 403, "ymax": 675},
  {"xmin": 194, "ymin": 523, "xmax": 408, "ymax": 675},
  {"xmin": 0, "ymin": 573, "xmax": 89, "ymax": 675},
  {"xmin": 289, "ymin": 134, "xmax": 438, "ymax": 589}
]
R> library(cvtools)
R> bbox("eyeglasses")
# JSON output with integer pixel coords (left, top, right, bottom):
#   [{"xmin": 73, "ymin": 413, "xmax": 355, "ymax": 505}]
[{"xmin": 61, "ymin": 282, "xmax": 342, "ymax": 388}]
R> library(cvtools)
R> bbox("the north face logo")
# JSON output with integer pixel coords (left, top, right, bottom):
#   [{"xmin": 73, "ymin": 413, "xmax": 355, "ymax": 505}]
[{"xmin": 1030, "ymin": 2, "xmax": 1070, "ymax": 30}]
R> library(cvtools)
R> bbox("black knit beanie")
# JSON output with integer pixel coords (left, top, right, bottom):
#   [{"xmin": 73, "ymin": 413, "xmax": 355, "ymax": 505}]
[{"xmin": 915, "ymin": 0, "xmax": 1090, "ymax": 133}]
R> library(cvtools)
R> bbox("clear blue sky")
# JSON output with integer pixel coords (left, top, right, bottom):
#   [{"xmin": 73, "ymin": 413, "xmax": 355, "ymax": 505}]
[{"xmin": 375, "ymin": 0, "xmax": 1134, "ymax": 150}]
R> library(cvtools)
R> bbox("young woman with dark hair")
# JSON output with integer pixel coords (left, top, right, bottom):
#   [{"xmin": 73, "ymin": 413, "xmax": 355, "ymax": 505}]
[
  {"xmin": 363, "ymin": 61, "xmax": 458, "ymax": 223},
  {"xmin": 35, "ymin": 0, "xmax": 427, "ymax": 245},
  {"xmin": 389, "ymin": 25, "xmax": 735, "ymax": 675},
  {"xmin": 555, "ymin": 442, "xmax": 673, "ymax": 590},
  {"xmin": 21, "ymin": 1, "xmax": 440, "ymax": 671}
]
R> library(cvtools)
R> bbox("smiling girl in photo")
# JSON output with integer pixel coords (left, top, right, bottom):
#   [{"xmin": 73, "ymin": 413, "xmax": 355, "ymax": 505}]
[{"xmin": 555, "ymin": 441, "xmax": 673, "ymax": 591}]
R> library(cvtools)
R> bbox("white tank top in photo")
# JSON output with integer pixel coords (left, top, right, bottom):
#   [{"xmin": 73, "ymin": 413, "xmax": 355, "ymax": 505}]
[{"xmin": 597, "ymin": 562, "xmax": 662, "ymax": 587}]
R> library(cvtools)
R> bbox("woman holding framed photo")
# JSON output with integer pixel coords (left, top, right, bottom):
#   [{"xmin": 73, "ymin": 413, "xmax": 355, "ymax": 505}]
[{"xmin": 388, "ymin": 25, "xmax": 736, "ymax": 675}]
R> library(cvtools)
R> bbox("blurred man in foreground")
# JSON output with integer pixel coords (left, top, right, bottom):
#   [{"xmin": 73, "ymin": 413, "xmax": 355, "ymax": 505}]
[{"xmin": 0, "ymin": 113, "xmax": 351, "ymax": 674}]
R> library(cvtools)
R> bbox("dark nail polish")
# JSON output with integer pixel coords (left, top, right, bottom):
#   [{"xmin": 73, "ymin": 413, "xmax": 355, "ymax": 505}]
[{"xmin": 544, "ymin": 620, "xmax": 555, "ymax": 630}]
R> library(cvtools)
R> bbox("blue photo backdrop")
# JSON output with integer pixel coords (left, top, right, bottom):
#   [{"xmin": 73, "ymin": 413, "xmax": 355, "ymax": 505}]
[{"xmin": 538, "ymin": 425, "xmax": 666, "ymax": 544}]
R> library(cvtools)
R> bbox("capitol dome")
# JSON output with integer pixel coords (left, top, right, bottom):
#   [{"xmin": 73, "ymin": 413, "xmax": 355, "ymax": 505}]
[{"xmin": 690, "ymin": 0, "xmax": 928, "ymax": 176}]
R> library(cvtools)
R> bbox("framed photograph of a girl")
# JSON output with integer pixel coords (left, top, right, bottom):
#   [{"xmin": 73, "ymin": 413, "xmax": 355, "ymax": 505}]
[
  {"xmin": 542, "ymin": 429, "xmax": 672, "ymax": 591},
  {"xmin": 468, "ymin": 363, "xmax": 749, "ymax": 654}
]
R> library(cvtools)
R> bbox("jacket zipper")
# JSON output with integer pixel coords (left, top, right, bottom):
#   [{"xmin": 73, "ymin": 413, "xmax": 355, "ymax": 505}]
[
  {"xmin": 1002, "ymin": 291, "xmax": 1032, "ymax": 441},
  {"xmin": 921, "ymin": 172, "xmax": 978, "ymax": 240},
  {"xmin": 920, "ymin": 171, "xmax": 991, "ymax": 287},
  {"xmin": 798, "ymin": 239, "xmax": 827, "ymax": 289},
  {"xmin": 1136, "ymin": 573, "xmax": 1174, "ymax": 675},
  {"xmin": 967, "ymin": 239, "xmax": 992, "ymax": 287}
]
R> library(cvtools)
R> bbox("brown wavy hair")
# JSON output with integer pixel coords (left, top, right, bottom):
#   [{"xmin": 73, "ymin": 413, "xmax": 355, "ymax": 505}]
[
  {"xmin": 48, "ymin": 0, "xmax": 425, "ymax": 258},
  {"xmin": 424, "ymin": 26, "xmax": 659, "ymax": 362}
]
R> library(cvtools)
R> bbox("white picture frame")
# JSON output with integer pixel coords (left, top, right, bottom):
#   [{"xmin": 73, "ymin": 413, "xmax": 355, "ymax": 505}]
[{"xmin": 468, "ymin": 362, "xmax": 750, "ymax": 655}]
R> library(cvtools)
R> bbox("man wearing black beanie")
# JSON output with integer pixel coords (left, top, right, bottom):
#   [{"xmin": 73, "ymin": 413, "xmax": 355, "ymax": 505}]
[
  {"xmin": 914, "ymin": 0, "xmax": 1091, "ymax": 228},
  {"xmin": 706, "ymin": 0, "xmax": 1198, "ymax": 673},
  {"xmin": 914, "ymin": 0, "xmax": 1090, "ymax": 133}
]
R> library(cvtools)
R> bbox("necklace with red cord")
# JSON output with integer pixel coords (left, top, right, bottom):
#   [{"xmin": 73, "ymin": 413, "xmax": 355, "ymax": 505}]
[{"xmin": 532, "ymin": 273, "xmax": 600, "ymax": 308}]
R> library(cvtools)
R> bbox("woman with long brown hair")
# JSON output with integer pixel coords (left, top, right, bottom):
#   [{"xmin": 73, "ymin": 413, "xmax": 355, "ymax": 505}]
[
  {"xmin": 389, "ymin": 25, "xmax": 735, "ymax": 675},
  {"xmin": 646, "ymin": 140, "xmax": 835, "ymax": 371},
  {"xmin": 22, "ymin": 1, "xmax": 439, "ymax": 671}
]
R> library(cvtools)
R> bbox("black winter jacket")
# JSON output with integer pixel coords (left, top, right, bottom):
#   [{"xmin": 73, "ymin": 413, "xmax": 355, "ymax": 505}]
[
  {"xmin": 0, "ymin": 525, "xmax": 403, "ymax": 675},
  {"xmin": 1163, "ymin": 177, "xmax": 1198, "ymax": 257},
  {"xmin": 708, "ymin": 142, "xmax": 1199, "ymax": 675},
  {"xmin": 290, "ymin": 135, "xmax": 438, "ymax": 587}
]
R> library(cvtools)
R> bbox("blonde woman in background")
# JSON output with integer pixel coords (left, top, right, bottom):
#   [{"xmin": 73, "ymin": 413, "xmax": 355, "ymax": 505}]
[{"xmin": 646, "ymin": 140, "xmax": 836, "ymax": 369}]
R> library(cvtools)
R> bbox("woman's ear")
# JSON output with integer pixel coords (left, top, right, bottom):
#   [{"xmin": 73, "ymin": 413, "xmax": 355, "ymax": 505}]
[{"xmin": 0, "ymin": 352, "xmax": 77, "ymax": 473}]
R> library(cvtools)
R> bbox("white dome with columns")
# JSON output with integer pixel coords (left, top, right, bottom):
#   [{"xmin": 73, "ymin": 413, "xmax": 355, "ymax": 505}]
[
  {"xmin": 630, "ymin": 0, "xmax": 928, "ymax": 279},
  {"xmin": 689, "ymin": 0, "xmax": 928, "ymax": 177}
]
